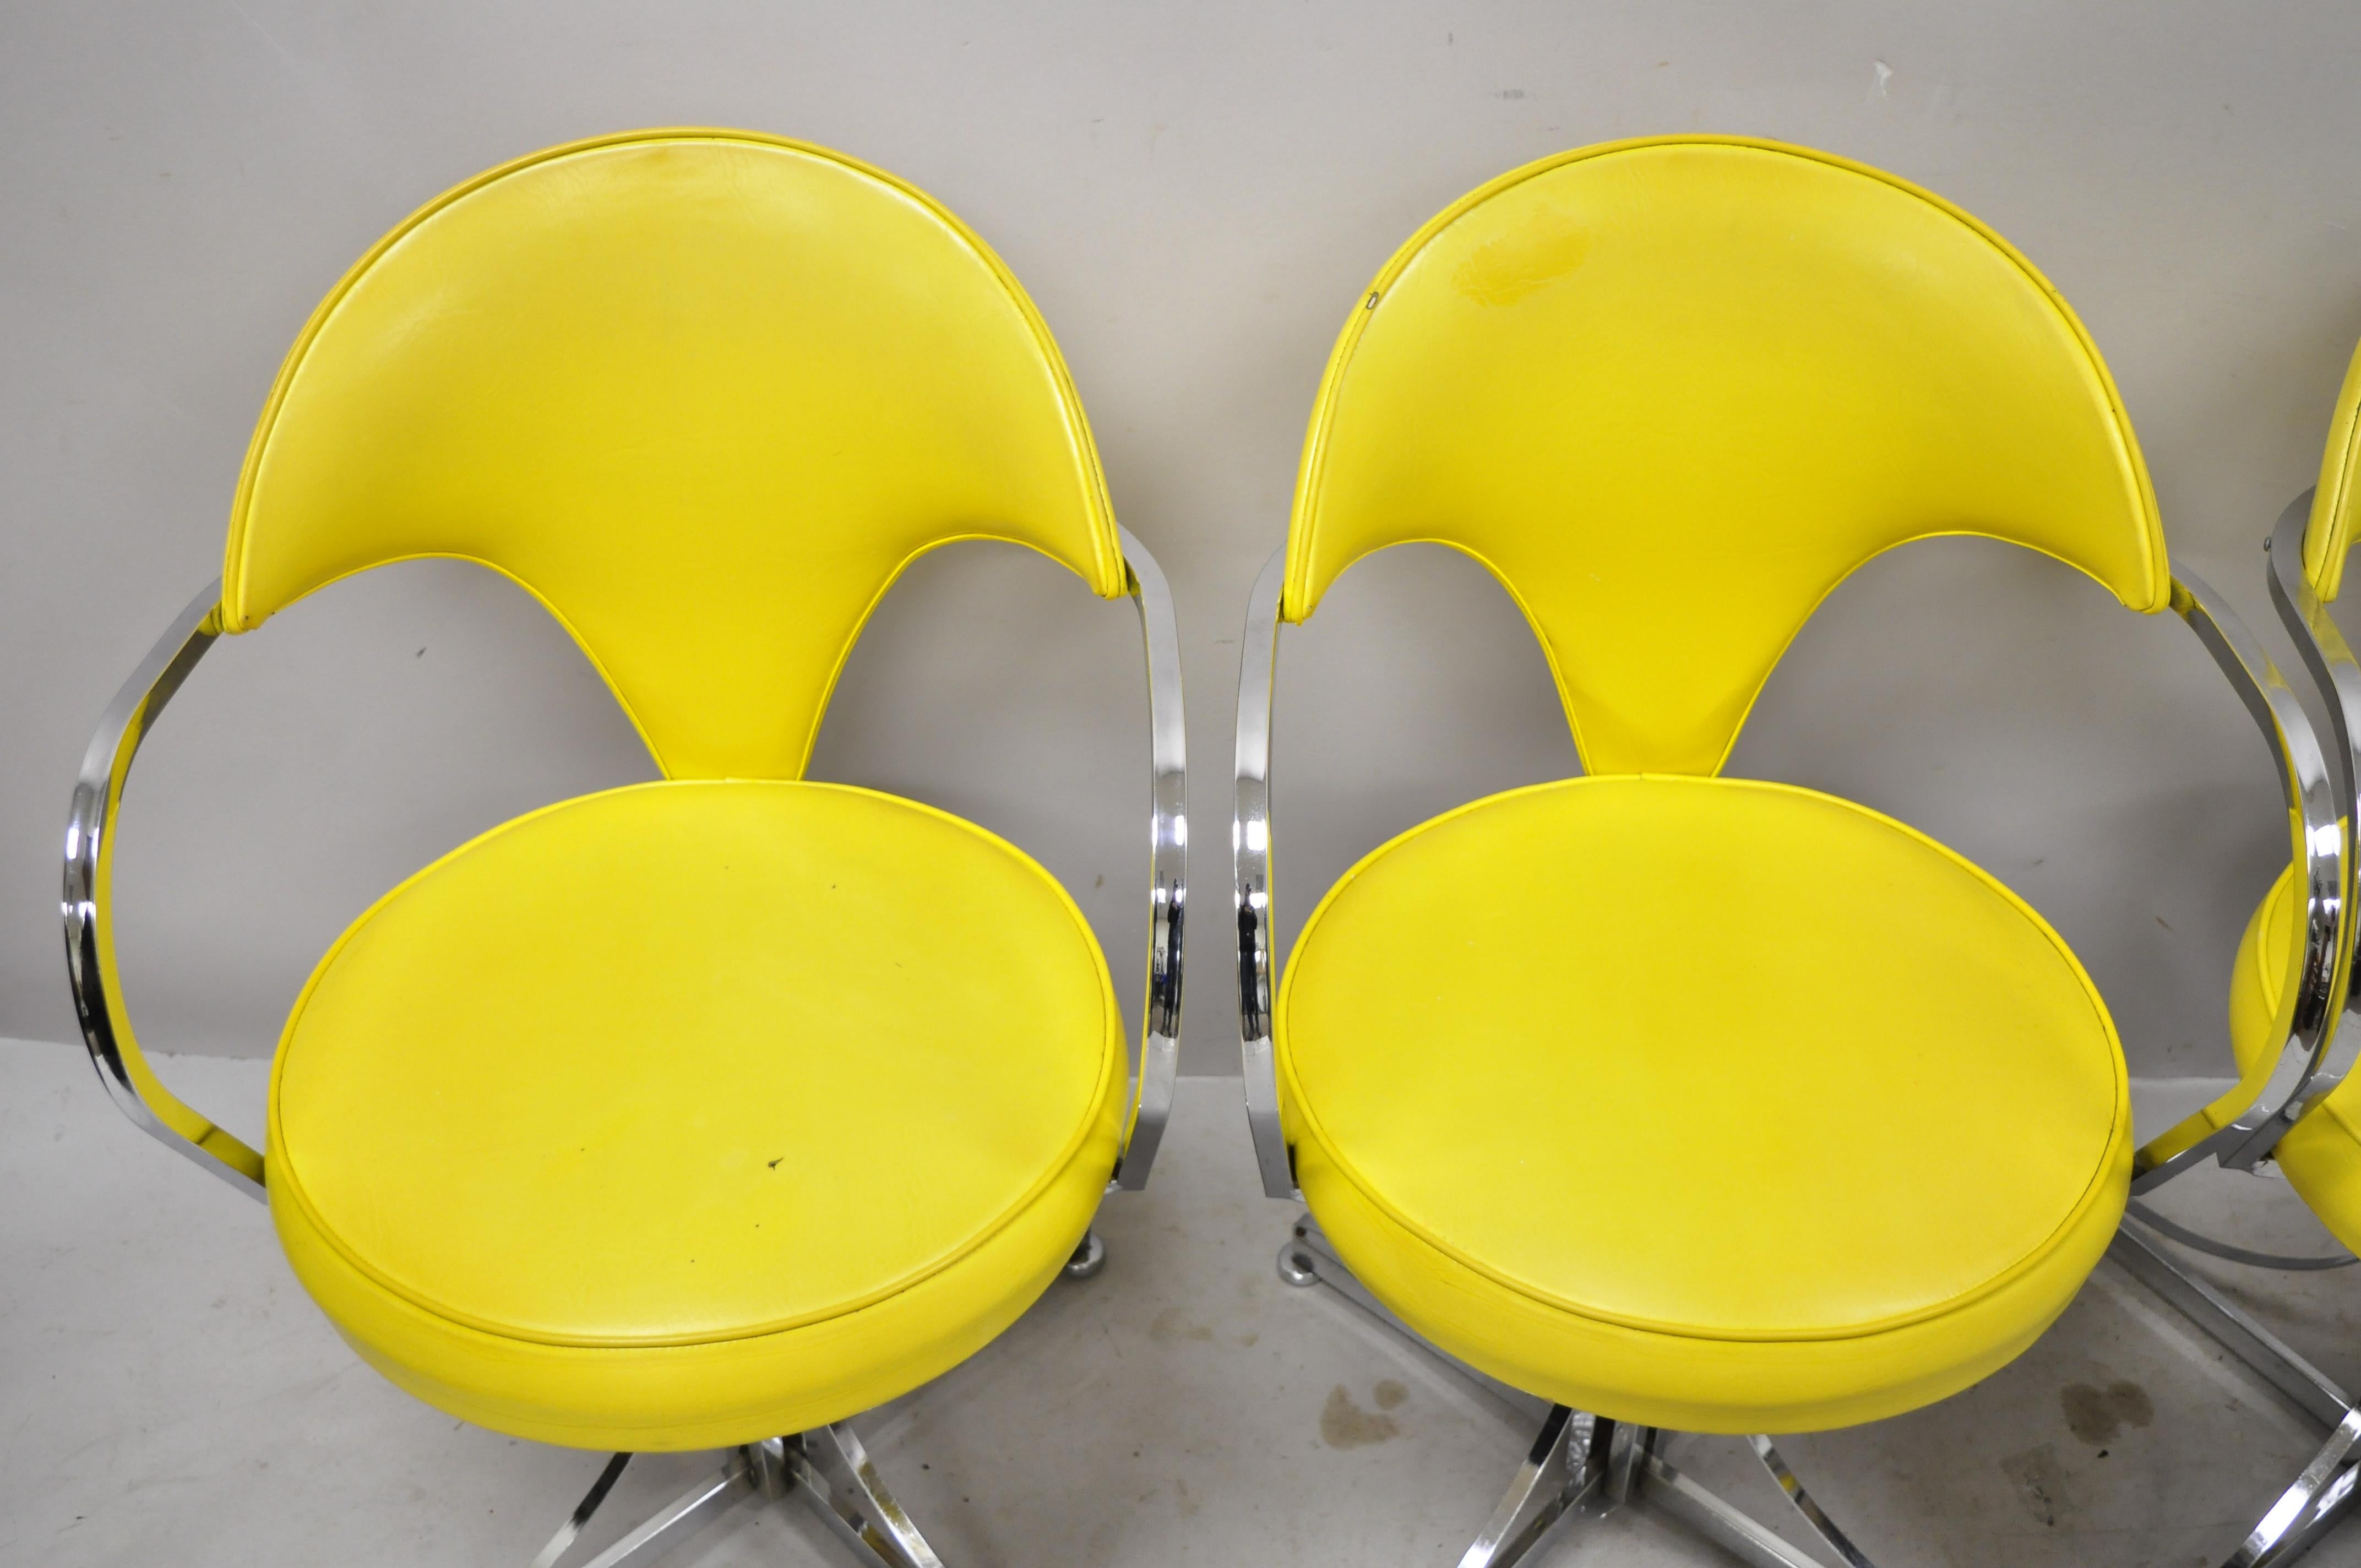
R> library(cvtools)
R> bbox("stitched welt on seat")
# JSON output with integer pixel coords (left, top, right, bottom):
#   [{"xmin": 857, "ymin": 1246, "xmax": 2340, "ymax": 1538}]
[
  {"xmin": 1276, "ymin": 772, "xmax": 2130, "ymax": 1346},
  {"xmin": 266, "ymin": 779, "xmax": 1122, "ymax": 1351}
]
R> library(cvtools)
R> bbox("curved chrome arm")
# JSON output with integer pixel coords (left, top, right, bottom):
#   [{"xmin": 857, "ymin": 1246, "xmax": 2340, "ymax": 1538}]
[
  {"xmin": 63, "ymin": 579, "xmax": 266, "ymax": 1202},
  {"xmin": 1108, "ymin": 526, "xmax": 1184, "ymax": 1192},
  {"xmin": 2134, "ymin": 563, "xmax": 2347, "ymax": 1190},
  {"xmin": 2269, "ymin": 494, "xmax": 2361, "ymax": 1104},
  {"xmin": 1234, "ymin": 547, "xmax": 1298, "ymax": 1199}
]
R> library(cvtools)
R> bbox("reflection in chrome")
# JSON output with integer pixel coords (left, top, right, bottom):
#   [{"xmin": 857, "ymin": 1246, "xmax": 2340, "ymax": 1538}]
[
  {"xmin": 533, "ymin": 1423, "xmax": 946, "ymax": 1568},
  {"xmin": 2132, "ymin": 566, "xmax": 2348, "ymax": 1190},
  {"xmin": 2124, "ymin": 1197, "xmax": 2357, "ymax": 1272},
  {"xmin": 1062, "ymin": 1228, "xmax": 1107, "ymax": 1280},
  {"xmin": 1452, "ymin": 1403, "xmax": 1598, "ymax": 1568},
  {"xmin": 1109, "ymin": 525, "xmax": 1186, "ymax": 1194},
  {"xmin": 1234, "ymin": 547, "xmax": 1298, "ymax": 1199},
  {"xmin": 2267, "ymin": 496, "xmax": 2361, "ymax": 1124},
  {"xmin": 1749, "ymin": 1435, "xmax": 1877, "ymax": 1568},
  {"xmin": 529, "ymin": 1452, "xmax": 633, "ymax": 1568},
  {"xmin": 62, "ymin": 579, "xmax": 266, "ymax": 1201}
]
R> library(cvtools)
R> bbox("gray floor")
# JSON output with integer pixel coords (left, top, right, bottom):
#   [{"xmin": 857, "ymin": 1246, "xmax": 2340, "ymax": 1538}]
[{"xmin": 6, "ymin": 1036, "xmax": 2360, "ymax": 1568}]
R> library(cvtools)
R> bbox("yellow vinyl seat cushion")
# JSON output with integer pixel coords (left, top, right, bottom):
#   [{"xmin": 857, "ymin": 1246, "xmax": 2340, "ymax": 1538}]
[
  {"xmin": 265, "ymin": 778, "xmax": 1124, "ymax": 1452},
  {"xmin": 1277, "ymin": 774, "xmax": 2131, "ymax": 1434},
  {"xmin": 2226, "ymin": 863, "xmax": 2361, "ymax": 1251}
]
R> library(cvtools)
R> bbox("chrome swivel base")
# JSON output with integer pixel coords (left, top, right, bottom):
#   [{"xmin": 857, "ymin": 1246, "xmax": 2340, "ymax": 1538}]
[
  {"xmin": 1278, "ymin": 1216, "xmax": 1872, "ymax": 1568},
  {"xmin": 530, "ymin": 1424, "xmax": 944, "ymax": 1568},
  {"xmin": 2109, "ymin": 1218, "xmax": 2361, "ymax": 1567},
  {"xmin": 529, "ymin": 1226, "xmax": 1109, "ymax": 1567}
]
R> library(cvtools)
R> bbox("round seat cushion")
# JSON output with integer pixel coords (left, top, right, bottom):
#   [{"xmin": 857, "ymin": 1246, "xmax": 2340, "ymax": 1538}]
[
  {"xmin": 1276, "ymin": 774, "xmax": 2130, "ymax": 1434},
  {"xmin": 266, "ymin": 779, "xmax": 1123, "ymax": 1451},
  {"xmin": 2226, "ymin": 862, "xmax": 2361, "ymax": 1251}
]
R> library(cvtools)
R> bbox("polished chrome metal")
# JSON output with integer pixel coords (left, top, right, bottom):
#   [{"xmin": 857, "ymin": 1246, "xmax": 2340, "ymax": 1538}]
[
  {"xmin": 2110, "ymin": 1224, "xmax": 2361, "ymax": 1567},
  {"xmin": 1598, "ymin": 1419, "xmax": 1656, "ymax": 1511},
  {"xmin": 2233, "ymin": 1409, "xmax": 2361, "ymax": 1568},
  {"xmin": 2267, "ymin": 495, "xmax": 2361, "ymax": 1119},
  {"xmin": 1062, "ymin": 1228, "xmax": 1107, "ymax": 1280},
  {"xmin": 530, "ymin": 1453, "xmax": 634, "ymax": 1568},
  {"xmin": 2125, "ymin": 1198, "xmax": 2357, "ymax": 1271},
  {"xmin": 1109, "ymin": 525, "xmax": 1185, "ymax": 1194},
  {"xmin": 2108, "ymin": 1226, "xmax": 2352, "ymax": 1428},
  {"xmin": 1234, "ymin": 546, "xmax": 1297, "ymax": 1199},
  {"xmin": 2134, "ymin": 569, "xmax": 2347, "ymax": 1188},
  {"xmin": 1276, "ymin": 1233, "xmax": 1321, "ymax": 1288},
  {"xmin": 534, "ymin": 1423, "xmax": 948, "ymax": 1568},
  {"xmin": 1750, "ymin": 1435, "xmax": 1876, "ymax": 1568},
  {"xmin": 570, "ymin": 1451, "xmax": 750, "ymax": 1568},
  {"xmin": 62, "ymin": 579, "xmax": 266, "ymax": 1202},
  {"xmin": 1453, "ymin": 1403, "xmax": 1601, "ymax": 1568},
  {"xmin": 789, "ymin": 1422, "xmax": 949, "ymax": 1568},
  {"xmin": 1642, "ymin": 1451, "xmax": 1827, "ymax": 1568},
  {"xmin": 2261, "ymin": 1455, "xmax": 2361, "ymax": 1568}
]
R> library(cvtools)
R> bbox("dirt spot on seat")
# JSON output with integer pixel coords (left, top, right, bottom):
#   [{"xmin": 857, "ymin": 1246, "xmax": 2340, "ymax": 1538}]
[
  {"xmin": 2061, "ymin": 1380, "xmax": 2153, "ymax": 1445},
  {"xmin": 1320, "ymin": 1384, "xmax": 1401, "ymax": 1449},
  {"xmin": 1373, "ymin": 1379, "xmax": 1408, "ymax": 1411}
]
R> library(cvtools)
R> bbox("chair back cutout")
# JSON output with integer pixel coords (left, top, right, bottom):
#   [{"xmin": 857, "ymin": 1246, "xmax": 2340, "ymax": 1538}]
[
  {"xmin": 1286, "ymin": 135, "xmax": 2167, "ymax": 776},
  {"xmin": 225, "ymin": 129, "xmax": 1124, "ymax": 780}
]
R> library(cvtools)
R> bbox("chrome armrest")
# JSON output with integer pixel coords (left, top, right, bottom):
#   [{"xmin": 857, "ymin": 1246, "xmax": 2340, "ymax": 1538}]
[
  {"xmin": 2267, "ymin": 494, "xmax": 2361, "ymax": 1109},
  {"xmin": 63, "ymin": 579, "xmax": 266, "ymax": 1202},
  {"xmin": 1108, "ymin": 526, "xmax": 1185, "ymax": 1192},
  {"xmin": 1234, "ymin": 547, "xmax": 1299, "ymax": 1199},
  {"xmin": 2133, "ymin": 560, "xmax": 2348, "ymax": 1191}
]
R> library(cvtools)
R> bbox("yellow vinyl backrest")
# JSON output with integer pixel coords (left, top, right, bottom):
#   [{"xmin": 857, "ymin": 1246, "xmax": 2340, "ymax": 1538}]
[
  {"xmin": 2303, "ymin": 335, "xmax": 2361, "ymax": 602},
  {"xmin": 1287, "ymin": 136, "xmax": 2167, "ymax": 777},
  {"xmin": 224, "ymin": 129, "xmax": 1125, "ymax": 781}
]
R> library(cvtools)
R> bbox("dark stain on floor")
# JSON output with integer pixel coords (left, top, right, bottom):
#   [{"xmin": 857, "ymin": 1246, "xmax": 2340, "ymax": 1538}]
[
  {"xmin": 2061, "ymin": 1380, "xmax": 2154, "ymax": 1446},
  {"xmin": 1320, "ymin": 1384, "xmax": 1402, "ymax": 1449}
]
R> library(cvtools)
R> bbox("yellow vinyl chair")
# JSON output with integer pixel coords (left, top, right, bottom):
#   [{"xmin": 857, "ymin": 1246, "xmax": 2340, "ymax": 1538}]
[
  {"xmin": 1232, "ymin": 135, "xmax": 2343, "ymax": 1568},
  {"xmin": 63, "ymin": 130, "xmax": 1187, "ymax": 1568},
  {"xmin": 2107, "ymin": 336, "xmax": 2361, "ymax": 1567}
]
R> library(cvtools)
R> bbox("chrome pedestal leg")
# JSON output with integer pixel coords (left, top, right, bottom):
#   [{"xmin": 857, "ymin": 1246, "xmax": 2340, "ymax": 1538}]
[
  {"xmin": 1452, "ymin": 1404, "xmax": 1599, "ymax": 1568},
  {"xmin": 1750, "ymin": 1436, "xmax": 1876, "ymax": 1568},
  {"xmin": 531, "ymin": 1453, "xmax": 635, "ymax": 1568},
  {"xmin": 2110, "ymin": 1223, "xmax": 2361, "ymax": 1567},
  {"xmin": 1277, "ymin": 1213, "xmax": 1861, "ymax": 1568},
  {"xmin": 532, "ymin": 1423, "xmax": 949, "ymax": 1568}
]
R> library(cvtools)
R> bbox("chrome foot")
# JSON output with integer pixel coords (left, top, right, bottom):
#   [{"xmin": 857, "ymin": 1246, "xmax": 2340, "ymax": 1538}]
[
  {"xmin": 1277, "ymin": 1234, "xmax": 1320, "ymax": 1287},
  {"xmin": 531, "ymin": 1422, "xmax": 949, "ymax": 1567},
  {"xmin": 1063, "ymin": 1229, "xmax": 1107, "ymax": 1280},
  {"xmin": 2110, "ymin": 1224, "xmax": 2361, "ymax": 1566}
]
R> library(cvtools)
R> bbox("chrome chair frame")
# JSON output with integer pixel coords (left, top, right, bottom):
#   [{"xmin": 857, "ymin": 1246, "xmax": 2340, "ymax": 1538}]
[
  {"xmin": 1233, "ymin": 541, "xmax": 2351, "ymax": 1567},
  {"xmin": 64, "ymin": 526, "xmax": 1187, "ymax": 1567}
]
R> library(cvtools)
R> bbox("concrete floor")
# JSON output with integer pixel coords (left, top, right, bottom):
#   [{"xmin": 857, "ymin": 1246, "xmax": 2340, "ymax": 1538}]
[{"xmin": 6, "ymin": 1036, "xmax": 2360, "ymax": 1568}]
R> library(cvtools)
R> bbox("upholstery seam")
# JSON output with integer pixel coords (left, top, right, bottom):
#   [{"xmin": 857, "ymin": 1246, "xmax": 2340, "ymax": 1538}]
[
  {"xmin": 1275, "ymin": 771, "xmax": 2132, "ymax": 1346},
  {"xmin": 266, "ymin": 777, "xmax": 1123, "ymax": 1351}
]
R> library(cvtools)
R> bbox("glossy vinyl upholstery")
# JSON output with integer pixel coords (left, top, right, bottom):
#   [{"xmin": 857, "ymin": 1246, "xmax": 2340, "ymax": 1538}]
[
  {"xmin": 269, "ymin": 781, "xmax": 1124, "ymax": 1450},
  {"xmin": 1287, "ymin": 136, "xmax": 2164, "ymax": 777},
  {"xmin": 225, "ymin": 129, "xmax": 1124, "ymax": 781},
  {"xmin": 1270, "ymin": 137, "xmax": 2160, "ymax": 1435},
  {"xmin": 1280, "ymin": 776, "xmax": 2129, "ymax": 1434},
  {"xmin": 219, "ymin": 132, "xmax": 1139, "ymax": 1451}
]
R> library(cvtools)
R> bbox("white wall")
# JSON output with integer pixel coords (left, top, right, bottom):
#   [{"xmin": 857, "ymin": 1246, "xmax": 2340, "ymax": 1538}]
[{"xmin": 5, "ymin": 1, "xmax": 2358, "ymax": 1076}]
